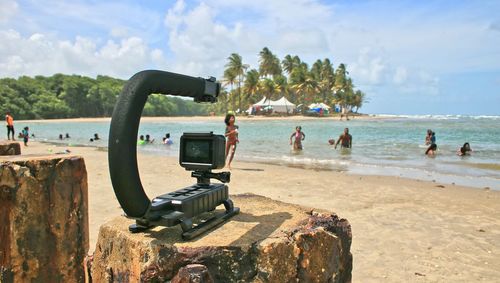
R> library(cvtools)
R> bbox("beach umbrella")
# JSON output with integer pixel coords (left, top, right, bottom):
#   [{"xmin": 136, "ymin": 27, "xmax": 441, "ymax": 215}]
[
  {"xmin": 317, "ymin": 103, "xmax": 331, "ymax": 109},
  {"xmin": 308, "ymin": 103, "xmax": 319, "ymax": 109}
]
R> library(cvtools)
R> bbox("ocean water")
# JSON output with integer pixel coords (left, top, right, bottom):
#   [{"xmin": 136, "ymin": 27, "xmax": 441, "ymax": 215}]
[{"xmin": 19, "ymin": 115, "xmax": 500, "ymax": 190}]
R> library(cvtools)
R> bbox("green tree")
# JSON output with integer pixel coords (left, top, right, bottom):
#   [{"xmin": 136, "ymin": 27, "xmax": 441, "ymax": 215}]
[
  {"xmin": 243, "ymin": 69, "xmax": 260, "ymax": 105},
  {"xmin": 259, "ymin": 78, "xmax": 277, "ymax": 101},
  {"xmin": 352, "ymin": 90, "xmax": 367, "ymax": 113},
  {"xmin": 259, "ymin": 47, "xmax": 282, "ymax": 78},
  {"xmin": 33, "ymin": 91, "xmax": 71, "ymax": 118},
  {"xmin": 223, "ymin": 68, "xmax": 237, "ymax": 111},
  {"xmin": 225, "ymin": 53, "xmax": 249, "ymax": 112},
  {"xmin": 319, "ymin": 58, "xmax": 335, "ymax": 104},
  {"xmin": 282, "ymin": 54, "xmax": 301, "ymax": 76}
]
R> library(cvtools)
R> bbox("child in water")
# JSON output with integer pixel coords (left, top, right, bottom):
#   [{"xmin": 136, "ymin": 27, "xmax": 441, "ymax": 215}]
[
  {"xmin": 290, "ymin": 126, "xmax": 305, "ymax": 150},
  {"xmin": 457, "ymin": 142, "xmax": 472, "ymax": 156},
  {"xmin": 21, "ymin": 126, "xmax": 29, "ymax": 146},
  {"xmin": 224, "ymin": 113, "xmax": 239, "ymax": 169}
]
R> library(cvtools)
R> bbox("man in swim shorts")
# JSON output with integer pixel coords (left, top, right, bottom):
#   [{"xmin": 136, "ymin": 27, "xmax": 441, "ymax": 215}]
[{"xmin": 334, "ymin": 128, "xmax": 352, "ymax": 149}]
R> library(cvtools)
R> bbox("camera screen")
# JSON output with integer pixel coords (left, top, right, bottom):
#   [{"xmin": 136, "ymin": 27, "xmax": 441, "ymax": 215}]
[{"xmin": 183, "ymin": 139, "xmax": 212, "ymax": 164}]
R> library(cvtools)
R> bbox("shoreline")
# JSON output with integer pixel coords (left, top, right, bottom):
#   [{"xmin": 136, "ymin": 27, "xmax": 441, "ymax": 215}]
[
  {"xmin": 17, "ymin": 113, "xmax": 385, "ymax": 124},
  {"xmin": 3, "ymin": 141, "xmax": 500, "ymax": 281},
  {"xmin": 34, "ymin": 139, "xmax": 500, "ymax": 191}
]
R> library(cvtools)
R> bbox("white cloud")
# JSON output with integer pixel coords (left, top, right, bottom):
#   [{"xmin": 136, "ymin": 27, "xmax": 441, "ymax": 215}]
[
  {"xmin": 110, "ymin": 26, "xmax": 129, "ymax": 38},
  {"xmin": 0, "ymin": 29, "xmax": 167, "ymax": 78},
  {"xmin": 0, "ymin": 0, "xmax": 18, "ymax": 23},
  {"xmin": 349, "ymin": 48, "xmax": 387, "ymax": 85},
  {"xmin": 164, "ymin": 1, "xmax": 245, "ymax": 76},
  {"xmin": 393, "ymin": 67, "xmax": 408, "ymax": 85}
]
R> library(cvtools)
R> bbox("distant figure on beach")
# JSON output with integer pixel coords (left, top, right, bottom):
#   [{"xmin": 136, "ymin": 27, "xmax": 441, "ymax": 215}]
[
  {"xmin": 21, "ymin": 127, "xmax": 29, "ymax": 146},
  {"xmin": 457, "ymin": 142, "xmax": 472, "ymax": 156},
  {"xmin": 59, "ymin": 134, "xmax": 64, "ymax": 140},
  {"xmin": 425, "ymin": 129, "xmax": 432, "ymax": 145},
  {"xmin": 65, "ymin": 133, "xmax": 70, "ymax": 139},
  {"xmin": 163, "ymin": 133, "xmax": 173, "ymax": 145},
  {"xmin": 224, "ymin": 113, "xmax": 239, "ymax": 169},
  {"xmin": 425, "ymin": 143, "xmax": 437, "ymax": 156},
  {"xmin": 137, "ymin": 135, "xmax": 146, "ymax": 145},
  {"xmin": 289, "ymin": 126, "xmax": 305, "ymax": 150},
  {"xmin": 334, "ymin": 128, "xmax": 352, "ymax": 149},
  {"xmin": 145, "ymin": 134, "xmax": 154, "ymax": 143},
  {"xmin": 5, "ymin": 111, "xmax": 15, "ymax": 140},
  {"xmin": 94, "ymin": 133, "xmax": 100, "ymax": 141},
  {"xmin": 340, "ymin": 108, "xmax": 350, "ymax": 121}
]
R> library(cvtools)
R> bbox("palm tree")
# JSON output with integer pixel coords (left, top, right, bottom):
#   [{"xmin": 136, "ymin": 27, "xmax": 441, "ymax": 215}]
[
  {"xmin": 352, "ymin": 90, "xmax": 366, "ymax": 113},
  {"xmin": 282, "ymin": 54, "xmax": 295, "ymax": 76},
  {"xmin": 282, "ymin": 54, "xmax": 303, "ymax": 78},
  {"xmin": 259, "ymin": 78, "xmax": 277, "ymax": 101},
  {"xmin": 320, "ymin": 58, "xmax": 335, "ymax": 104},
  {"xmin": 273, "ymin": 75, "xmax": 288, "ymax": 99},
  {"xmin": 243, "ymin": 69, "xmax": 260, "ymax": 104},
  {"xmin": 334, "ymin": 76, "xmax": 354, "ymax": 115},
  {"xmin": 310, "ymin": 59, "xmax": 323, "ymax": 81},
  {"xmin": 223, "ymin": 68, "xmax": 237, "ymax": 111},
  {"xmin": 225, "ymin": 53, "xmax": 249, "ymax": 111},
  {"xmin": 292, "ymin": 69, "xmax": 318, "ymax": 113},
  {"xmin": 259, "ymin": 47, "xmax": 282, "ymax": 78},
  {"xmin": 289, "ymin": 63, "xmax": 308, "ymax": 106}
]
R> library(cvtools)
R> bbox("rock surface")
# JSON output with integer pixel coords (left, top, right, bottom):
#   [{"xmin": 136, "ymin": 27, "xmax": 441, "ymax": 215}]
[
  {"xmin": 0, "ymin": 141, "xmax": 21, "ymax": 155},
  {"xmin": 0, "ymin": 155, "xmax": 89, "ymax": 282},
  {"xmin": 91, "ymin": 194, "xmax": 352, "ymax": 282}
]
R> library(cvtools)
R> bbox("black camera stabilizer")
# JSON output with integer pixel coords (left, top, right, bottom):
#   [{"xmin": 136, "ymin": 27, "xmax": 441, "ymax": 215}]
[{"xmin": 108, "ymin": 70, "xmax": 239, "ymax": 239}]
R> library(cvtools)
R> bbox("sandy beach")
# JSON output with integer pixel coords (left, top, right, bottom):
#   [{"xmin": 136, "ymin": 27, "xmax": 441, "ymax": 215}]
[{"xmin": 8, "ymin": 140, "xmax": 500, "ymax": 282}]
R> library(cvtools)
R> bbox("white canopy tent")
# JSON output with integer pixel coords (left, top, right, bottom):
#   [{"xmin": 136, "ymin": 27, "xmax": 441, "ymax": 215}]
[
  {"xmin": 269, "ymin": 96, "xmax": 296, "ymax": 113},
  {"xmin": 252, "ymin": 96, "xmax": 296, "ymax": 114},
  {"xmin": 253, "ymin": 96, "xmax": 271, "ymax": 106}
]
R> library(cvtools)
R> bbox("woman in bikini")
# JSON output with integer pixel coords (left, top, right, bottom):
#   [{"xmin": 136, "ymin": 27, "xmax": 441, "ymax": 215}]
[
  {"xmin": 224, "ymin": 113, "xmax": 239, "ymax": 169},
  {"xmin": 290, "ymin": 126, "xmax": 305, "ymax": 150}
]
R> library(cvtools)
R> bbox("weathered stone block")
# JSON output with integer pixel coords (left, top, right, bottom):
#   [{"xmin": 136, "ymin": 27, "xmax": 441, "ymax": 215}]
[
  {"xmin": 0, "ymin": 155, "xmax": 89, "ymax": 282},
  {"xmin": 0, "ymin": 141, "xmax": 21, "ymax": 155},
  {"xmin": 91, "ymin": 194, "xmax": 352, "ymax": 282}
]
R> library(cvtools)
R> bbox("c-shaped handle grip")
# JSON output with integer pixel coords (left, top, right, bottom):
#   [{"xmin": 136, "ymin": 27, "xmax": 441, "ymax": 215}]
[{"xmin": 108, "ymin": 70, "xmax": 220, "ymax": 217}]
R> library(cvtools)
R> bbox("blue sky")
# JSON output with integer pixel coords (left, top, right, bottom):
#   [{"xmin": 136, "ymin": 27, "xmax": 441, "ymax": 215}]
[{"xmin": 1, "ymin": 0, "xmax": 499, "ymax": 115}]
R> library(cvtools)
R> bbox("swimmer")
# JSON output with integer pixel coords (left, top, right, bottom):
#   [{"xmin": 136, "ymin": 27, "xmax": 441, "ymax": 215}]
[
  {"xmin": 457, "ymin": 142, "xmax": 472, "ymax": 156},
  {"xmin": 163, "ymin": 133, "xmax": 173, "ymax": 145},
  {"xmin": 137, "ymin": 135, "xmax": 146, "ymax": 145}
]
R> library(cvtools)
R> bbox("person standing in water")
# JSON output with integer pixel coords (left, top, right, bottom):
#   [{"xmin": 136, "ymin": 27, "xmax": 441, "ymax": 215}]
[
  {"xmin": 289, "ymin": 126, "xmax": 305, "ymax": 150},
  {"xmin": 224, "ymin": 113, "xmax": 239, "ymax": 169},
  {"xmin": 334, "ymin": 128, "xmax": 352, "ymax": 149}
]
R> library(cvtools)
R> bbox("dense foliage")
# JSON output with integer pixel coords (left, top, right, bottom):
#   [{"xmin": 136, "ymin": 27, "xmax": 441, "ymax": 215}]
[
  {"xmin": 1, "ymin": 47, "xmax": 367, "ymax": 119},
  {"xmin": 217, "ymin": 47, "xmax": 367, "ymax": 114},
  {"xmin": 0, "ymin": 74, "xmax": 211, "ymax": 119}
]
